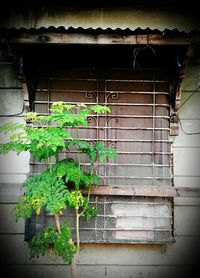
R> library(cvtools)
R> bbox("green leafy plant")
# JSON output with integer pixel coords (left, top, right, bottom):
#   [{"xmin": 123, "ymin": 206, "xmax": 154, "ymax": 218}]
[
  {"xmin": 0, "ymin": 102, "xmax": 116, "ymax": 276},
  {"xmin": 29, "ymin": 223, "xmax": 76, "ymax": 264}
]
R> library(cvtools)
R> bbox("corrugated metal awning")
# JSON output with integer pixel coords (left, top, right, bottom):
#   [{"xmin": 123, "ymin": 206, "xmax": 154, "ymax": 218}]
[
  {"xmin": 0, "ymin": 26, "xmax": 199, "ymax": 45},
  {"xmin": 0, "ymin": 26, "xmax": 198, "ymax": 35}
]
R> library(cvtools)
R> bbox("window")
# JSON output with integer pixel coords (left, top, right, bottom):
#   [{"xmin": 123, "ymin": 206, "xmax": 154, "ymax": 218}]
[
  {"xmin": 34, "ymin": 68, "xmax": 172, "ymax": 187},
  {"xmin": 23, "ymin": 43, "xmax": 179, "ymax": 243}
]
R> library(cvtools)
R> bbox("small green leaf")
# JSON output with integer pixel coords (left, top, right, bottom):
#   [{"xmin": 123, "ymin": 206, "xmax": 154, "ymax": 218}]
[
  {"xmin": 90, "ymin": 105, "xmax": 110, "ymax": 114},
  {"xmin": 85, "ymin": 212, "xmax": 91, "ymax": 221}
]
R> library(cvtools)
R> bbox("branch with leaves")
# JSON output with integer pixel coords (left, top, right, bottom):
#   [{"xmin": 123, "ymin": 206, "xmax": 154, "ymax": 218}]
[{"xmin": 0, "ymin": 102, "xmax": 116, "ymax": 274}]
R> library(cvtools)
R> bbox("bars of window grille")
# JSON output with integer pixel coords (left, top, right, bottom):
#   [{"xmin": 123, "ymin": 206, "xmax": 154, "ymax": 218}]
[
  {"xmin": 35, "ymin": 196, "xmax": 174, "ymax": 243},
  {"xmin": 32, "ymin": 70, "xmax": 173, "ymax": 187}
]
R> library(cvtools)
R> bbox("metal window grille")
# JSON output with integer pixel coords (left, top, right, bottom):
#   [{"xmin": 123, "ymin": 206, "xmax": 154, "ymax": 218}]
[
  {"xmin": 30, "ymin": 67, "xmax": 174, "ymax": 243},
  {"xmin": 32, "ymin": 68, "xmax": 172, "ymax": 188}
]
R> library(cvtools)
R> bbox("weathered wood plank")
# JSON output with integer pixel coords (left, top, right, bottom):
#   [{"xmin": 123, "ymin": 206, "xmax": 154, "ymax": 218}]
[
  {"xmin": 0, "ymin": 173, "xmax": 27, "ymax": 184},
  {"xmin": 174, "ymin": 148, "xmax": 200, "ymax": 176},
  {"xmin": 175, "ymin": 206, "xmax": 200, "ymax": 236},
  {"xmin": 0, "ymin": 33, "xmax": 190, "ymax": 45},
  {"xmin": 1, "ymin": 234, "xmax": 200, "ymax": 266},
  {"xmin": 175, "ymin": 187, "xmax": 200, "ymax": 198},
  {"xmin": 174, "ymin": 197, "xmax": 200, "ymax": 206},
  {"xmin": 174, "ymin": 176, "xmax": 200, "ymax": 188},
  {"xmin": 0, "ymin": 204, "xmax": 24, "ymax": 233},
  {"xmin": 79, "ymin": 237, "xmax": 200, "ymax": 266},
  {"xmin": 85, "ymin": 185, "xmax": 177, "ymax": 197},
  {"xmin": 1, "ymin": 265, "xmax": 198, "ymax": 278},
  {"xmin": 0, "ymin": 183, "xmax": 22, "ymax": 203}
]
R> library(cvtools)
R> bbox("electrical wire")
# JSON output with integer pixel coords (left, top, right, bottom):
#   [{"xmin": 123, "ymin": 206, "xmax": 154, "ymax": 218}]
[
  {"xmin": 170, "ymin": 113, "xmax": 200, "ymax": 135},
  {"xmin": 176, "ymin": 114, "xmax": 200, "ymax": 135},
  {"xmin": 132, "ymin": 45, "xmax": 156, "ymax": 69},
  {"xmin": 176, "ymin": 85, "xmax": 200, "ymax": 113},
  {"xmin": 0, "ymin": 103, "xmax": 25, "ymax": 117},
  {"xmin": 170, "ymin": 84, "xmax": 200, "ymax": 135}
]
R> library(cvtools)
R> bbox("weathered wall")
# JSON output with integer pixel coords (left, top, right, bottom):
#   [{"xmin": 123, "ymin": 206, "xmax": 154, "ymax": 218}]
[
  {"xmin": 0, "ymin": 5, "xmax": 200, "ymax": 278},
  {"xmin": 0, "ymin": 52, "xmax": 29, "ymax": 275},
  {"xmin": 0, "ymin": 52, "xmax": 30, "ymax": 183},
  {"xmin": 0, "ymin": 49, "xmax": 200, "ymax": 278}
]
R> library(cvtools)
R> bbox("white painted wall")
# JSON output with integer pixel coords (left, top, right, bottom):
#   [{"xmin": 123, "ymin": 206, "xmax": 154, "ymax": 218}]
[
  {"xmin": 0, "ymin": 63, "xmax": 30, "ymax": 184},
  {"xmin": 173, "ymin": 55, "xmax": 200, "ymax": 189}
]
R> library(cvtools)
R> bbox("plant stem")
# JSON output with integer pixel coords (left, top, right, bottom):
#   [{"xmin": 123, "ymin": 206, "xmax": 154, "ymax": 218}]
[
  {"xmin": 55, "ymin": 213, "xmax": 61, "ymax": 234},
  {"xmin": 79, "ymin": 160, "xmax": 95, "ymax": 217},
  {"xmin": 79, "ymin": 185, "xmax": 91, "ymax": 217},
  {"xmin": 75, "ymin": 207, "xmax": 80, "ymax": 251},
  {"xmin": 70, "ymin": 257, "xmax": 77, "ymax": 278},
  {"xmin": 76, "ymin": 128, "xmax": 81, "ymax": 191},
  {"xmin": 70, "ymin": 207, "xmax": 79, "ymax": 278}
]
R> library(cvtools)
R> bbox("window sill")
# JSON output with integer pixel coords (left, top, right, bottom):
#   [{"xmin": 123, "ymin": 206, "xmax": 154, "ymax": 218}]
[{"xmin": 86, "ymin": 185, "xmax": 177, "ymax": 197}]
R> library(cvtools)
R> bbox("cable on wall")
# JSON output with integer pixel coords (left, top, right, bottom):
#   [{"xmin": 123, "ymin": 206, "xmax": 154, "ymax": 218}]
[{"xmin": 170, "ymin": 84, "xmax": 200, "ymax": 135}]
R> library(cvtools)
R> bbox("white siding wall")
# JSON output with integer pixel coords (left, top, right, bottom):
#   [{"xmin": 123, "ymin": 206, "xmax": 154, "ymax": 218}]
[{"xmin": 0, "ymin": 59, "xmax": 29, "ymax": 275}]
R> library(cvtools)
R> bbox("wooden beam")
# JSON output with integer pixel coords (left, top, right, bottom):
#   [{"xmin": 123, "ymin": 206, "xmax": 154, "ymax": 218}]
[
  {"xmin": 86, "ymin": 185, "xmax": 200, "ymax": 198},
  {"xmin": 83, "ymin": 185, "xmax": 177, "ymax": 197},
  {"xmin": 0, "ymin": 32, "xmax": 191, "ymax": 45}
]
